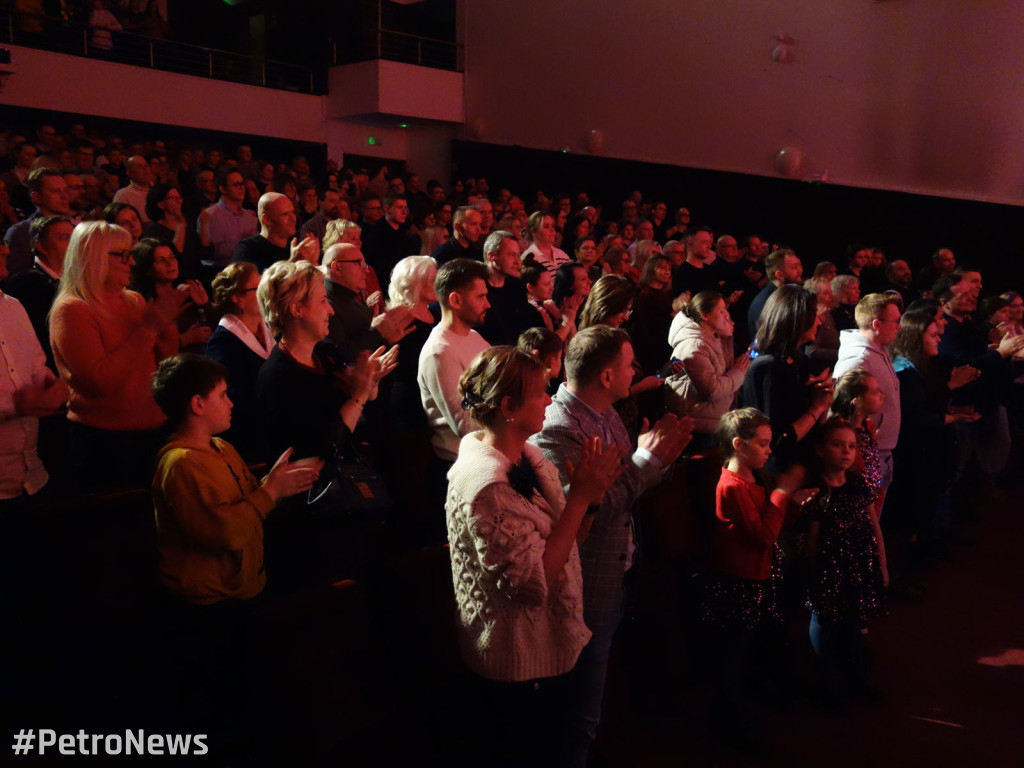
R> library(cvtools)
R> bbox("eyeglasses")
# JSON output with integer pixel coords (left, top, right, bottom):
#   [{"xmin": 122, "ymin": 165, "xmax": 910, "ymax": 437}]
[
  {"xmin": 108, "ymin": 250, "xmax": 133, "ymax": 264},
  {"xmin": 334, "ymin": 259, "xmax": 368, "ymax": 268},
  {"xmin": 235, "ymin": 286, "xmax": 259, "ymax": 295}
]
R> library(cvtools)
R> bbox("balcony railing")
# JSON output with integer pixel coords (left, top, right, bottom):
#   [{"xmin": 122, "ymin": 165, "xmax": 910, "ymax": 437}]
[
  {"xmin": 331, "ymin": 0, "xmax": 461, "ymax": 72},
  {"xmin": 0, "ymin": 9, "xmax": 319, "ymax": 94}
]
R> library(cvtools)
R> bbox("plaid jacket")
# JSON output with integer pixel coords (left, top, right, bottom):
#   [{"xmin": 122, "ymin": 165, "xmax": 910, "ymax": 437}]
[{"xmin": 529, "ymin": 384, "xmax": 665, "ymax": 629}]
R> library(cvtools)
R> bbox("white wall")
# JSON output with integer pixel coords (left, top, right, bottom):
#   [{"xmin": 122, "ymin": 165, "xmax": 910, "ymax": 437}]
[
  {"xmin": 461, "ymin": 0, "xmax": 1024, "ymax": 205},
  {"xmin": 3, "ymin": 45, "xmax": 326, "ymax": 142}
]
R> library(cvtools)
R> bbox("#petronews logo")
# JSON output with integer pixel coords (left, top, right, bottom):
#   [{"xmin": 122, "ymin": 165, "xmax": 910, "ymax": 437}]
[{"xmin": 12, "ymin": 729, "xmax": 209, "ymax": 756}]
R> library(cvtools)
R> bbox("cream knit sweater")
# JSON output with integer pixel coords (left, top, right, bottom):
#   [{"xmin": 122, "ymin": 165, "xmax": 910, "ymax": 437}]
[{"xmin": 446, "ymin": 432, "xmax": 592, "ymax": 682}]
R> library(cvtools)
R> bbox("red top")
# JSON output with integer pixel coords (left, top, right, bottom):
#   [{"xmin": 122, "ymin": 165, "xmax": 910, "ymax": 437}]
[{"xmin": 710, "ymin": 467, "xmax": 791, "ymax": 580}]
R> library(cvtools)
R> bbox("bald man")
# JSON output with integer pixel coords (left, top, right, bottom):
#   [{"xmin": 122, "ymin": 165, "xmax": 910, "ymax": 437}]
[{"xmin": 232, "ymin": 192, "xmax": 320, "ymax": 271}]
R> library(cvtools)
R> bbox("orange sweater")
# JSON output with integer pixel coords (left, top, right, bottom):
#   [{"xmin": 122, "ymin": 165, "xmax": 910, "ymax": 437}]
[{"xmin": 50, "ymin": 292, "xmax": 175, "ymax": 430}]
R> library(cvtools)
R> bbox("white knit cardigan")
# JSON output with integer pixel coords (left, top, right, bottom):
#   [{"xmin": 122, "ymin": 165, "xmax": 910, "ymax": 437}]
[{"xmin": 446, "ymin": 432, "xmax": 592, "ymax": 682}]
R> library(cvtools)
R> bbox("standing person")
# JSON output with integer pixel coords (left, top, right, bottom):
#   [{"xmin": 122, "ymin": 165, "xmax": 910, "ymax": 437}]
[
  {"xmin": 803, "ymin": 277, "xmax": 840, "ymax": 369},
  {"xmin": 383, "ymin": 255, "xmax": 439, "ymax": 539},
  {"xmin": 3, "ymin": 215, "xmax": 73, "ymax": 371},
  {"xmin": 741, "ymin": 285, "xmax": 831, "ymax": 476},
  {"xmin": 530, "ymin": 326, "xmax": 693, "ymax": 766},
  {"xmin": 478, "ymin": 230, "xmax": 536, "ymax": 346},
  {"xmin": 232, "ymin": 192, "xmax": 320, "ymax": 273},
  {"xmin": 665, "ymin": 290, "xmax": 750, "ymax": 452},
  {"xmin": 522, "ymin": 211, "xmax": 572, "ymax": 276},
  {"xmin": 150, "ymin": 353, "xmax": 321, "ymax": 755},
  {"xmin": 888, "ymin": 311, "xmax": 980, "ymax": 564},
  {"xmin": 199, "ymin": 168, "xmax": 258, "ymax": 277},
  {"xmin": 4, "ymin": 168, "xmax": 70, "ymax": 276},
  {"xmin": 833, "ymin": 294, "xmax": 903, "ymax": 503},
  {"xmin": 628, "ymin": 254, "xmax": 680, "ymax": 379},
  {"xmin": 447, "ymin": 346, "xmax": 623, "ymax": 767},
  {"xmin": 0, "ymin": 241, "xmax": 69, "ymax": 507},
  {"xmin": 430, "ymin": 205, "xmax": 484, "ymax": 265},
  {"xmin": 255, "ymin": 260, "xmax": 396, "ymax": 585},
  {"xmin": 143, "ymin": 183, "xmax": 204, "ymax": 282},
  {"xmin": 129, "ymin": 238, "xmax": 212, "ymax": 353},
  {"xmin": 112, "ymin": 155, "xmax": 153, "ymax": 224},
  {"xmin": 522, "ymin": 264, "xmax": 581, "ymax": 341},
  {"xmin": 805, "ymin": 418, "xmax": 888, "ymax": 714},
  {"xmin": 747, "ymin": 249, "xmax": 802, "ymax": 339},
  {"xmin": 418, "ymin": 258, "xmax": 492, "ymax": 525},
  {"xmin": 702, "ymin": 408, "xmax": 814, "ymax": 750},
  {"xmin": 49, "ymin": 221, "xmax": 188, "ymax": 491},
  {"xmin": 204, "ymin": 262, "xmax": 275, "ymax": 461}
]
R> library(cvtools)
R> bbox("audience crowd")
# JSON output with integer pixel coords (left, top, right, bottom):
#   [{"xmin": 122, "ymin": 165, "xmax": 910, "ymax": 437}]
[{"xmin": 3, "ymin": 119, "xmax": 1024, "ymax": 765}]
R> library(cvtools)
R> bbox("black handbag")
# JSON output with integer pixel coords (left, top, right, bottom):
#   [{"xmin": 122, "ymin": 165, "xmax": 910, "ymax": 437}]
[{"xmin": 306, "ymin": 433, "xmax": 392, "ymax": 513}]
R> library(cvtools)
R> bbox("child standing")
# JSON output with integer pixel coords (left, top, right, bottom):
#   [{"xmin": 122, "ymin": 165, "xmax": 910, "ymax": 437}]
[
  {"xmin": 702, "ymin": 407, "xmax": 815, "ymax": 748},
  {"xmin": 150, "ymin": 353, "xmax": 322, "ymax": 753},
  {"xmin": 805, "ymin": 417, "xmax": 888, "ymax": 713},
  {"xmin": 831, "ymin": 368, "xmax": 891, "ymax": 585}
]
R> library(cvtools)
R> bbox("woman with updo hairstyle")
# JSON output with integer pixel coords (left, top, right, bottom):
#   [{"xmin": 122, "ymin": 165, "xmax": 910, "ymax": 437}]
[
  {"xmin": 665, "ymin": 290, "xmax": 751, "ymax": 452},
  {"xmin": 129, "ymin": 237, "xmax": 211, "ymax": 352},
  {"xmin": 204, "ymin": 261, "xmax": 275, "ymax": 459},
  {"xmin": 102, "ymin": 201, "xmax": 144, "ymax": 245},
  {"xmin": 446, "ymin": 346, "xmax": 622, "ymax": 765},
  {"xmin": 50, "ymin": 221, "xmax": 188, "ymax": 491},
  {"xmin": 741, "ymin": 285, "xmax": 832, "ymax": 475}
]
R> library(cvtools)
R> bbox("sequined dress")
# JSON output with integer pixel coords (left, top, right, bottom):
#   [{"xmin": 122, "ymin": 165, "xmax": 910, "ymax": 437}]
[
  {"xmin": 805, "ymin": 473, "xmax": 886, "ymax": 622},
  {"xmin": 701, "ymin": 545, "xmax": 786, "ymax": 630}
]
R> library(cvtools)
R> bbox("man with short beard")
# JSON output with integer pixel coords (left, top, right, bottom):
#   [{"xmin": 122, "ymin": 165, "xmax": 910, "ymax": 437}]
[{"xmin": 477, "ymin": 230, "xmax": 536, "ymax": 346}]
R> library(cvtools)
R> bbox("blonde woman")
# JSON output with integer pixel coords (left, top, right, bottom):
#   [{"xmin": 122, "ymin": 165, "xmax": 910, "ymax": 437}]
[
  {"xmin": 255, "ymin": 260, "xmax": 396, "ymax": 467},
  {"xmin": 50, "ymin": 220, "xmax": 187, "ymax": 490}
]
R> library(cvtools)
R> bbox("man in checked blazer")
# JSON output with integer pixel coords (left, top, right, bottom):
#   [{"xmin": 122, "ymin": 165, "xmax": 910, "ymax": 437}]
[{"xmin": 530, "ymin": 325, "xmax": 693, "ymax": 766}]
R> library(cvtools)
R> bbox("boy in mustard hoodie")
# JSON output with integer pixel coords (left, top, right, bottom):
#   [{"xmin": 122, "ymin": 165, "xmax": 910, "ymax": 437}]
[{"xmin": 152, "ymin": 353, "xmax": 321, "ymax": 604}]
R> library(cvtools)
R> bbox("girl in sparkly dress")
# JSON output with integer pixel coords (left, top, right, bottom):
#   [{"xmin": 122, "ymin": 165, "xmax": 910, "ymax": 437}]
[
  {"xmin": 806, "ymin": 418, "xmax": 887, "ymax": 712},
  {"xmin": 703, "ymin": 408, "xmax": 816, "ymax": 744}
]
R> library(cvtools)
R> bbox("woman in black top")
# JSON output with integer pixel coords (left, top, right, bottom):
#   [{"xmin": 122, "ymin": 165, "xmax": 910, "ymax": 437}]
[
  {"xmin": 255, "ymin": 260, "xmax": 396, "ymax": 585},
  {"xmin": 204, "ymin": 262, "xmax": 275, "ymax": 460},
  {"xmin": 741, "ymin": 285, "xmax": 832, "ymax": 476}
]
